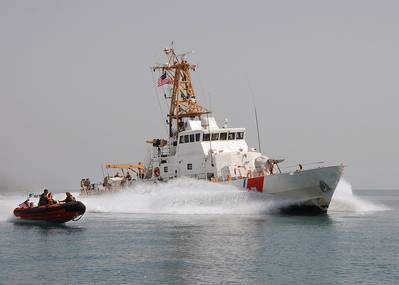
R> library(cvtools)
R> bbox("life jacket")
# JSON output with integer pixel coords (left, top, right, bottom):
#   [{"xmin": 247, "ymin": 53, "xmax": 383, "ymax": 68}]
[
  {"xmin": 64, "ymin": 196, "xmax": 76, "ymax": 203},
  {"xmin": 38, "ymin": 193, "xmax": 49, "ymax": 206}
]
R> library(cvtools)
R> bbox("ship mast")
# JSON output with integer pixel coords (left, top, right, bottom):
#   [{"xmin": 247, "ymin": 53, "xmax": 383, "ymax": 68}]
[{"xmin": 152, "ymin": 48, "xmax": 209, "ymax": 138}]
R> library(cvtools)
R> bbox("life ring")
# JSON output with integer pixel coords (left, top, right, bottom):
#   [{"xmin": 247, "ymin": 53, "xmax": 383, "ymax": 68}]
[{"xmin": 154, "ymin": 167, "xmax": 160, "ymax": 177}]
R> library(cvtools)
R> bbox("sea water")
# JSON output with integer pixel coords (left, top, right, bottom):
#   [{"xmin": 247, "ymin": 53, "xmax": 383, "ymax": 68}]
[{"xmin": 0, "ymin": 179, "xmax": 398, "ymax": 285}]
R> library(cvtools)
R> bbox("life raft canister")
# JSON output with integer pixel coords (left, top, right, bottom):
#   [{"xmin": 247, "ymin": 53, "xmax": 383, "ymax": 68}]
[{"xmin": 154, "ymin": 167, "xmax": 160, "ymax": 177}]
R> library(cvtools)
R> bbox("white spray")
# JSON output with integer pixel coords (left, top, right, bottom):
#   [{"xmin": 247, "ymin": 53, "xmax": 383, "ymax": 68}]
[
  {"xmin": 329, "ymin": 179, "xmax": 389, "ymax": 212},
  {"xmin": 0, "ymin": 178, "xmax": 389, "ymax": 220},
  {"xmin": 80, "ymin": 178, "xmax": 389, "ymax": 215},
  {"xmin": 81, "ymin": 178, "xmax": 273, "ymax": 215}
]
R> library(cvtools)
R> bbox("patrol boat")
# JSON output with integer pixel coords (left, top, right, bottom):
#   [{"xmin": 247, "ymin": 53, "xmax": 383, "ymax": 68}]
[{"xmin": 140, "ymin": 47, "xmax": 344, "ymax": 214}]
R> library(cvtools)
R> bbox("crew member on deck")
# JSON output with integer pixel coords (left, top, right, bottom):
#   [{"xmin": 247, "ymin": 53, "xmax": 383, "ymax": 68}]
[
  {"xmin": 60, "ymin": 192, "xmax": 76, "ymax": 203},
  {"xmin": 38, "ymin": 189, "xmax": 50, "ymax": 206},
  {"xmin": 47, "ymin": 192, "xmax": 57, "ymax": 205},
  {"xmin": 126, "ymin": 171, "xmax": 132, "ymax": 181},
  {"xmin": 138, "ymin": 162, "xmax": 144, "ymax": 179}
]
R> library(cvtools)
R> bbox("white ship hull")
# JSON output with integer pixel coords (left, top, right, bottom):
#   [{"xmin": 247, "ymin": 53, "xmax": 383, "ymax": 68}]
[{"xmin": 230, "ymin": 165, "xmax": 344, "ymax": 214}]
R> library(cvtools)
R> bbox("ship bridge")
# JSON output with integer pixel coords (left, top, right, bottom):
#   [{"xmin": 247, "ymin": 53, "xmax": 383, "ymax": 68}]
[
  {"xmin": 176, "ymin": 117, "xmax": 248, "ymax": 156},
  {"xmin": 158, "ymin": 117, "xmax": 260, "ymax": 181}
]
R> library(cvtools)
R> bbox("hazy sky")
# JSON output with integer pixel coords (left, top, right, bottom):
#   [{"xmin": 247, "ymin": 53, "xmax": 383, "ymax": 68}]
[{"xmin": 1, "ymin": 0, "xmax": 398, "ymax": 191}]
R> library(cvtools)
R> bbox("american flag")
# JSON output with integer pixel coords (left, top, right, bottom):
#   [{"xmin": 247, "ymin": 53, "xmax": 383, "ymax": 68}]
[{"xmin": 157, "ymin": 72, "xmax": 173, "ymax": 87}]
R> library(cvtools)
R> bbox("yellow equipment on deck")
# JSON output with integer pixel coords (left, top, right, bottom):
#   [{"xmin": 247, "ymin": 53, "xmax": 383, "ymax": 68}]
[{"xmin": 105, "ymin": 163, "xmax": 144, "ymax": 170}]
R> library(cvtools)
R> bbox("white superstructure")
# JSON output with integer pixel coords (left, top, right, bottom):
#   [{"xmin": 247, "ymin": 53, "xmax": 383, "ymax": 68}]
[{"xmin": 146, "ymin": 117, "xmax": 263, "ymax": 182}]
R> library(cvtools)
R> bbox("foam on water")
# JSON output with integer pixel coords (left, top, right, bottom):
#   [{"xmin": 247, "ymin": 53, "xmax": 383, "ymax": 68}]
[
  {"xmin": 0, "ymin": 194, "xmax": 25, "ymax": 222},
  {"xmin": 329, "ymin": 179, "xmax": 389, "ymax": 212},
  {"xmin": 81, "ymin": 178, "xmax": 276, "ymax": 215}
]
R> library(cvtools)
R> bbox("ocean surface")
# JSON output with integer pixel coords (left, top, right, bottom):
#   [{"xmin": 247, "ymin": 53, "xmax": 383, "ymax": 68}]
[{"xmin": 0, "ymin": 179, "xmax": 398, "ymax": 285}]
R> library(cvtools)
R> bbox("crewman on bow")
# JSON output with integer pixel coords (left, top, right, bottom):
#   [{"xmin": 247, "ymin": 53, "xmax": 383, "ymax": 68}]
[{"xmin": 60, "ymin": 192, "xmax": 76, "ymax": 203}]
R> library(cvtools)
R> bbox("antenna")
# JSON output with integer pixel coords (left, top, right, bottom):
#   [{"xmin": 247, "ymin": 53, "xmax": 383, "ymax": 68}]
[
  {"xmin": 101, "ymin": 164, "xmax": 105, "ymax": 180},
  {"xmin": 177, "ymin": 50, "xmax": 195, "ymax": 60},
  {"xmin": 246, "ymin": 76, "xmax": 262, "ymax": 153},
  {"xmin": 206, "ymin": 111, "xmax": 214, "ymax": 167}
]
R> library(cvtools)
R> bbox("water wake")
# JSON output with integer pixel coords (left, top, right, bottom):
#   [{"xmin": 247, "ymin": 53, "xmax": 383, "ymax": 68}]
[
  {"xmin": 81, "ymin": 178, "xmax": 276, "ymax": 215},
  {"xmin": 329, "ymin": 179, "xmax": 389, "ymax": 212},
  {"xmin": 0, "ymin": 178, "xmax": 389, "ymax": 220},
  {"xmin": 0, "ymin": 194, "xmax": 25, "ymax": 222},
  {"xmin": 81, "ymin": 178, "xmax": 389, "ymax": 215}
]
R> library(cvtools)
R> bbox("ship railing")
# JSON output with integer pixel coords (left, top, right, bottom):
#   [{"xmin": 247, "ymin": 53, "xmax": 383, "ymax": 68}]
[
  {"xmin": 150, "ymin": 148, "xmax": 170, "ymax": 158},
  {"xmin": 280, "ymin": 161, "xmax": 325, "ymax": 172}
]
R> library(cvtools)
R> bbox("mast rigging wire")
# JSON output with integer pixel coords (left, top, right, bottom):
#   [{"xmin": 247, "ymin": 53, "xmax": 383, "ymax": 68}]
[{"xmin": 246, "ymin": 76, "xmax": 262, "ymax": 153}]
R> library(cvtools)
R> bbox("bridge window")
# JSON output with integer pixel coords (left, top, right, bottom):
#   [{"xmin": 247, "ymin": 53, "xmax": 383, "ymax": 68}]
[
  {"xmin": 220, "ymin": 132, "xmax": 227, "ymax": 140},
  {"xmin": 164, "ymin": 166, "xmax": 168, "ymax": 173},
  {"xmin": 190, "ymin": 134, "xmax": 195, "ymax": 142},
  {"xmin": 187, "ymin": 163, "xmax": 193, "ymax": 170},
  {"xmin": 184, "ymin": 135, "xmax": 189, "ymax": 143},
  {"xmin": 179, "ymin": 136, "xmax": 184, "ymax": 144},
  {"xmin": 228, "ymin": 132, "xmax": 236, "ymax": 140},
  {"xmin": 195, "ymin": 133, "xmax": 201, "ymax": 141},
  {"xmin": 203, "ymin": 133, "xmax": 210, "ymax": 141},
  {"xmin": 211, "ymin": 133, "xmax": 219, "ymax": 141},
  {"xmin": 236, "ymin": 132, "xmax": 244, "ymax": 140}
]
